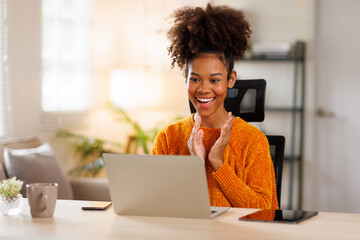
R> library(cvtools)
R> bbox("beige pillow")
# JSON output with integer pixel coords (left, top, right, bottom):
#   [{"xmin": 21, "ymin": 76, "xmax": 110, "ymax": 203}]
[{"xmin": 3, "ymin": 143, "xmax": 74, "ymax": 200}]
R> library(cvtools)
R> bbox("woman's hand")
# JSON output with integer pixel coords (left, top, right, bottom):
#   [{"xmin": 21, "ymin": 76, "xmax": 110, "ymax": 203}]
[
  {"xmin": 208, "ymin": 112, "xmax": 234, "ymax": 171},
  {"xmin": 187, "ymin": 115, "xmax": 206, "ymax": 160}
]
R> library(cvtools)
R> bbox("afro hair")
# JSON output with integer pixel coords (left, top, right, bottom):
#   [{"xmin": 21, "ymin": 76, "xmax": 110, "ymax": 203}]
[{"xmin": 167, "ymin": 3, "xmax": 252, "ymax": 71}]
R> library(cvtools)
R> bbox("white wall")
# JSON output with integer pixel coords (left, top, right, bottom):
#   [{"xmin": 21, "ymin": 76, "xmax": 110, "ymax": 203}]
[
  {"xmin": 304, "ymin": 0, "xmax": 360, "ymax": 213},
  {"xmin": 7, "ymin": 0, "xmax": 42, "ymax": 139},
  {"xmin": 214, "ymin": 0, "xmax": 310, "ymax": 42}
]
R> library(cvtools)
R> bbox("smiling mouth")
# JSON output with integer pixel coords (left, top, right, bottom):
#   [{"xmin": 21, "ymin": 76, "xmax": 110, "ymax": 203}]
[{"xmin": 196, "ymin": 97, "xmax": 215, "ymax": 108}]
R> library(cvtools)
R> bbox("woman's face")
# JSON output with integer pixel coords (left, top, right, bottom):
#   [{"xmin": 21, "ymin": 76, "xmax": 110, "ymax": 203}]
[{"xmin": 186, "ymin": 53, "xmax": 236, "ymax": 120}]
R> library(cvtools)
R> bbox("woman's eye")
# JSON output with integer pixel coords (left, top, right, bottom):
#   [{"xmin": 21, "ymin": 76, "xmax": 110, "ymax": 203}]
[
  {"xmin": 210, "ymin": 79, "xmax": 220, "ymax": 83},
  {"xmin": 189, "ymin": 77, "xmax": 199, "ymax": 82}
]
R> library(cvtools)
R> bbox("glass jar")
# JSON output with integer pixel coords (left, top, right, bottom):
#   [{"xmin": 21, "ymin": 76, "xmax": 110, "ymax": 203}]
[{"xmin": 0, "ymin": 194, "xmax": 23, "ymax": 215}]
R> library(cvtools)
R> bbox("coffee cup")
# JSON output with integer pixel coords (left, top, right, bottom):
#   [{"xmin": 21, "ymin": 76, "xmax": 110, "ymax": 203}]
[{"xmin": 26, "ymin": 183, "xmax": 58, "ymax": 218}]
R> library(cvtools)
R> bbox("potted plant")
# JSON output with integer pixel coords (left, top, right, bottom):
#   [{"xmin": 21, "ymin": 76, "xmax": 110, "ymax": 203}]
[
  {"xmin": 0, "ymin": 177, "xmax": 24, "ymax": 215},
  {"xmin": 56, "ymin": 130, "xmax": 123, "ymax": 177},
  {"xmin": 56, "ymin": 105, "xmax": 182, "ymax": 177}
]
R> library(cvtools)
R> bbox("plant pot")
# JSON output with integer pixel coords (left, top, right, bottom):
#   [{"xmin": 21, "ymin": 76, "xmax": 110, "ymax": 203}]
[{"xmin": 0, "ymin": 194, "xmax": 23, "ymax": 215}]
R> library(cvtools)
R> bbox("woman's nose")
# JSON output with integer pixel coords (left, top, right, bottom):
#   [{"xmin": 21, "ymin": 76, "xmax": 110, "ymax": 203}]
[{"xmin": 197, "ymin": 81, "xmax": 210, "ymax": 93}]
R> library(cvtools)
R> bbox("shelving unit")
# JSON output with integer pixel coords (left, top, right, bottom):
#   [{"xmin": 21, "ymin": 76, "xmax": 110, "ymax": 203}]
[{"xmin": 241, "ymin": 41, "xmax": 305, "ymax": 210}]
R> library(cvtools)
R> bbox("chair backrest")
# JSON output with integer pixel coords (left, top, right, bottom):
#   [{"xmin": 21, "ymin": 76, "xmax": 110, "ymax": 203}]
[
  {"xmin": 189, "ymin": 79, "xmax": 284, "ymax": 207},
  {"xmin": 266, "ymin": 135, "xmax": 285, "ymax": 207}
]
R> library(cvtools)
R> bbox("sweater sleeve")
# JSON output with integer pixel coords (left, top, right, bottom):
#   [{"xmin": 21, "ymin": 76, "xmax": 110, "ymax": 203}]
[
  {"xmin": 212, "ymin": 132, "xmax": 277, "ymax": 209},
  {"xmin": 151, "ymin": 130, "xmax": 168, "ymax": 155}
]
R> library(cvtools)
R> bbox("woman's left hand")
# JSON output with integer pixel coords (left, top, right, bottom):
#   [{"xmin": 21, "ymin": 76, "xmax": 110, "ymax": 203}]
[{"xmin": 208, "ymin": 112, "xmax": 234, "ymax": 171}]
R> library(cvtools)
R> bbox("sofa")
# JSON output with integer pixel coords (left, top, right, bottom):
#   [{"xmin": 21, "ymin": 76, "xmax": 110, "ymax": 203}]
[{"xmin": 0, "ymin": 137, "xmax": 111, "ymax": 201}]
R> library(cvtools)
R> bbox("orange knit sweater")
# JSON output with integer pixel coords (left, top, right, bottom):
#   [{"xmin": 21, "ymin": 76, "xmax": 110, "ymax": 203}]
[{"xmin": 152, "ymin": 114, "xmax": 278, "ymax": 209}]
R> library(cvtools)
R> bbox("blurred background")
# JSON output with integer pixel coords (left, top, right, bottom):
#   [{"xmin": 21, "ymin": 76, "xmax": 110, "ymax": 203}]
[{"xmin": 1, "ymin": 0, "xmax": 360, "ymax": 213}]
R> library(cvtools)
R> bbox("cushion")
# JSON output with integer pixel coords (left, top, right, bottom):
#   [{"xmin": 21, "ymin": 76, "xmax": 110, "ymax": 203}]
[
  {"xmin": 0, "ymin": 137, "xmax": 42, "ymax": 178},
  {"xmin": 3, "ymin": 143, "xmax": 74, "ymax": 200}
]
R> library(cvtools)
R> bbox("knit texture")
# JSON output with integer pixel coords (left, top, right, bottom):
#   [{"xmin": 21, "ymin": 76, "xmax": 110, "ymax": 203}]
[{"xmin": 152, "ymin": 114, "xmax": 278, "ymax": 209}]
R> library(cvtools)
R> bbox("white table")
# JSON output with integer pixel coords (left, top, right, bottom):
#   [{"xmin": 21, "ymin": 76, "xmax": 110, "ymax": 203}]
[{"xmin": 0, "ymin": 199, "xmax": 360, "ymax": 240}]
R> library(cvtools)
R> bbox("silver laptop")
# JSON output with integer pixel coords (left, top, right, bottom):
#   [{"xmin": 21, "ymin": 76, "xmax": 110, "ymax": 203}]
[{"xmin": 103, "ymin": 153, "xmax": 229, "ymax": 219}]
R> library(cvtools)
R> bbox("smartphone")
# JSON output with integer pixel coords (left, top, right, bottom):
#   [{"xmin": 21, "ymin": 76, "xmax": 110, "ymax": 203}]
[
  {"xmin": 81, "ymin": 202, "xmax": 112, "ymax": 211},
  {"xmin": 239, "ymin": 209, "xmax": 318, "ymax": 224}
]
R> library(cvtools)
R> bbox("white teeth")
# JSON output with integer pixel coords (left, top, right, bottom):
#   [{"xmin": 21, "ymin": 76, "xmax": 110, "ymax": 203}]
[{"xmin": 197, "ymin": 98, "xmax": 214, "ymax": 103}]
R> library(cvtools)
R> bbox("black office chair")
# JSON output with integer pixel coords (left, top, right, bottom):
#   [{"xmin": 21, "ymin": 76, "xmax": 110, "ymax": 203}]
[
  {"xmin": 266, "ymin": 135, "xmax": 285, "ymax": 207},
  {"xmin": 189, "ymin": 79, "xmax": 285, "ymax": 207}
]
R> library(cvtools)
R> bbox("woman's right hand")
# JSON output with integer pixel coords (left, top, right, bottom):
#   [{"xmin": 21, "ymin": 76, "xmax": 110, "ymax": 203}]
[{"xmin": 187, "ymin": 115, "xmax": 206, "ymax": 160}]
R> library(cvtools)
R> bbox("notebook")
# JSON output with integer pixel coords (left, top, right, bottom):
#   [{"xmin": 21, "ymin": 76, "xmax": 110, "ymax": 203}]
[{"xmin": 103, "ymin": 153, "xmax": 229, "ymax": 219}]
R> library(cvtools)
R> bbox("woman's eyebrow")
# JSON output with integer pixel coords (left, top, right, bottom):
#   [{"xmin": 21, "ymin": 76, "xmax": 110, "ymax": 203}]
[
  {"xmin": 190, "ymin": 72, "xmax": 200, "ymax": 76},
  {"xmin": 190, "ymin": 72, "xmax": 223, "ymax": 76},
  {"xmin": 210, "ymin": 73, "xmax": 223, "ymax": 76}
]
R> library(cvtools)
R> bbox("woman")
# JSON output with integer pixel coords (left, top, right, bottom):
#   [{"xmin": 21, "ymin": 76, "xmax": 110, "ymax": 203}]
[{"xmin": 152, "ymin": 3, "xmax": 278, "ymax": 209}]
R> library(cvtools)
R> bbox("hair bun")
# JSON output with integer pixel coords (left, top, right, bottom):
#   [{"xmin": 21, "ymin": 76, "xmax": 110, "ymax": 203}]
[{"xmin": 167, "ymin": 3, "xmax": 252, "ymax": 69}]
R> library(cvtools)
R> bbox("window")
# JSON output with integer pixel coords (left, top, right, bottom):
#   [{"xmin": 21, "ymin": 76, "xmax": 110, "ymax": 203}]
[
  {"xmin": 0, "ymin": 0, "xmax": 8, "ymax": 137},
  {"xmin": 41, "ymin": 0, "xmax": 91, "ymax": 112}
]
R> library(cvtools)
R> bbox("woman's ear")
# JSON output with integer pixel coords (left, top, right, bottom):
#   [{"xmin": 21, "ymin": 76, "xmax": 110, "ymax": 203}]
[{"xmin": 227, "ymin": 71, "xmax": 237, "ymax": 88}]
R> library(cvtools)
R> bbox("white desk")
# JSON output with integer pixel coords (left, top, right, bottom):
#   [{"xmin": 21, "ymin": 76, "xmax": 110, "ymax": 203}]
[{"xmin": 0, "ymin": 199, "xmax": 359, "ymax": 240}]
